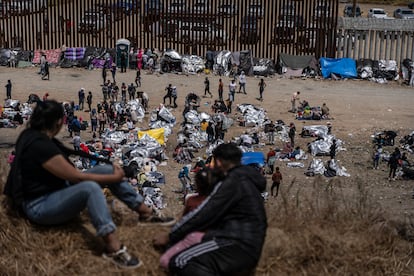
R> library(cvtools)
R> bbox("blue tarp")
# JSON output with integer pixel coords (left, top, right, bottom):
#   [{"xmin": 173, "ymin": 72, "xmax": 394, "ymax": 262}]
[
  {"xmin": 320, "ymin": 57, "xmax": 357, "ymax": 79},
  {"xmin": 241, "ymin": 152, "xmax": 265, "ymax": 166}
]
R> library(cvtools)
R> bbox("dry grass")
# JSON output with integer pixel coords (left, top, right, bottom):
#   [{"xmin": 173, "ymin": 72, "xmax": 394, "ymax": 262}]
[{"xmin": 1, "ymin": 153, "xmax": 414, "ymax": 275}]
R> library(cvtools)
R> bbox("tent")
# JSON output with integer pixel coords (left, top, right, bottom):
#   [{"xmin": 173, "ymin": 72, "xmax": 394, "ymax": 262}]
[
  {"xmin": 319, "ymin": 57, "xmax": 357, "ymax": 79},
  {"xmin": 241, "ymin": 152, "xmax": 265, "ymax": 166},
  {"xmin": 276, "ymin": 53, "xmax": 319, "ymax": 77}
]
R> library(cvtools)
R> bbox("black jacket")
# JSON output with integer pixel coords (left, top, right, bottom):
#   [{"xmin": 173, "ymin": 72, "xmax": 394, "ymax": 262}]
[{"xmin": 170, "ymin": 165, "xmax": 267, "ymax": 263}]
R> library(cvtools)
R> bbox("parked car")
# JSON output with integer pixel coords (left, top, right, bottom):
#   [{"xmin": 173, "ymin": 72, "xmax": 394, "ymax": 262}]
[
  {"xmin": 0, "ymin": 1, "xmax": 9, "ymax": 18},
  {"xmin": 192, "ymin": 0, "xmax": 209, "ymax": 14},
  {"xmin": 178, "ymin": 21, "xmax": 227, "ymax": 45},
  {"xmin": 113, "ymin": 0, "xmax": 140, "ymax": 15},
  {"xmin": 247, "ymin": 1, "xmax": 264, "ymax": 18},
  {"xmin": 393, "ymin": 8, "xmax": 414, "ymax": 19},
  {"xmin": 314, "ymin": 2, "xmax": 331, "ymax": 20},
  {"xmin": 217, "ymin": 2, "xmax": 238, "ymax": 16},
  {"xmin": 367, "ymin": 8, "xmax": 387, "ymax": 19},
  {"xmin": 9, "ymin": 0, "xmax": 47, "ymax": 15},
  {"xmin": 145, "ymin": 0, "xmax": 163, "ymax": 14},
  {"xmin": 168, "ymin": 0, "xmax": 187, "ymax": 13},
  {"xmin": 343, "ymin": 4, "xmax": 362, "ymax": 17},
  {"xmin": 78, "ymin": 10, "xmax": 107, "ymax": 33},
  {"xmin": 279, "ymin": 2, "xmax": 296, "ymax": 20},
  {"xmin": 240, "ymin": 15, "xmax": 260, "ymax": 44}
]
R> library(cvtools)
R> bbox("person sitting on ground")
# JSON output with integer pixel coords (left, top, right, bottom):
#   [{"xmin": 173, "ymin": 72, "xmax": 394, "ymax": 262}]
[
  {"xmin": 281, "ymin": 142, "xmax": 293, "ymax": 159},
  {"xmin": 290, "ymin": 146, "xmax": 301, "ymax": 159},
  {"xmin": 302, "ymin": 106, "xmax": 313, "ymax": 119},
  {"xmin": 321, "ymin": 103, "xmax": 330, "ymax": 119},
  {"xmin": 4, "ymin": 100, "xmax": 175, "ymax": 270},
  {"xmin": 159, "ymin": 168, "xmax": 223, "ymax": 271},
  {"xmin": 153, "ymin": 143, "xmax": 267, "ymax": 275}
]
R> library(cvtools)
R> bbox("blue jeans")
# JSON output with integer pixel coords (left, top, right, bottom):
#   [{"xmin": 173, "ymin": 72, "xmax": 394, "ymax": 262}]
[{"xmin": 21, "ymin": 164, "xmax": 143, "ymax": 237}]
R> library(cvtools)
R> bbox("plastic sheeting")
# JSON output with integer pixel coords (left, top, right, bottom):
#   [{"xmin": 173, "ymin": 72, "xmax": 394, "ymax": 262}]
[
  {"xmin": 237, "ymin": 103, "xmax": 267, "ymax": 127},
  {"xmin": 32, "ymin": 48, "xmax": 62, "ymax": 65},
  {"xmin": 138, "ymin": 128, "xmax": 165, "ymax": 145},
  {"xmin": 241, "ymin": 152, "xmax": 265, "ymax": 166},
  {"xmin": 252, "ymin": 57, "xmax": 275, "ymax": 76},
  {"xmin": 320, "ymin": 57, "xmax": 357, "ymax": 79},
  {"xmin": 213, "ymin": 50, "xmax": 232, "ymax": 76},
  {"xmin": 182, "ymin": 55, "xmax": 205, "ymax": 74}
]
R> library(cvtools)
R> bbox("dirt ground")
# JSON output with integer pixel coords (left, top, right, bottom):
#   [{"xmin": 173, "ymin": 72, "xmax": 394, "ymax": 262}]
[{"xmin": 1, "ymin": 65, "xmax": 414, "ymax": 224}]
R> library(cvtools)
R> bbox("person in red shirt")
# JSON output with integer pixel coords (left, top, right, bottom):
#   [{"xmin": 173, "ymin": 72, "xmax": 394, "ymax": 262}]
[
  {"xmin": 271, "ymin": 166, "xmax": 283, "ymax": 197},
  {"xmin": 266, "ymin": 147, "xmax": 276, "ymax": 173}
]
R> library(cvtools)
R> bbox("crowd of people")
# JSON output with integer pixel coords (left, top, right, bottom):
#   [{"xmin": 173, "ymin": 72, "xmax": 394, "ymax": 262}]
[{"xmin": 2, "ymin": 55, "xmax": 413, "ymax": 274}]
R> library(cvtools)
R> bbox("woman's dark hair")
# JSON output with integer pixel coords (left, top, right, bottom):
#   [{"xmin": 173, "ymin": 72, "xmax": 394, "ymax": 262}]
[
  {"xmin": 28, "ymin": 100, "xmax": 64, "ymax": 131},
  {"xmin": 194, "ymin": 168, "xmax": 223, "ymax": 196}
]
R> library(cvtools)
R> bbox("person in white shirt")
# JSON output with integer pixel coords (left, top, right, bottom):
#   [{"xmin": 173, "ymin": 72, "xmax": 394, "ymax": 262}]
[
  {"xmin": 291, "ymin": 91, "xmax": 301, "ymax": 112},
  {"xmin": 238, "ymin": 71, "xmax": 247, "ymax": 94}
]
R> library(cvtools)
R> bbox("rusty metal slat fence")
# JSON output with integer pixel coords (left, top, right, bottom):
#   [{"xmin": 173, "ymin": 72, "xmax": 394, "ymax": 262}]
[{"xmin": 6, "ymin": 0, "xmax": 414, "ymax": 62}]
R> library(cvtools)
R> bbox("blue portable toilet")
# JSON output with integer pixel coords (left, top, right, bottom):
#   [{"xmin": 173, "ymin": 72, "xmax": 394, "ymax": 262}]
[{"xmin": 116, "ymin": 38, "xmax": 130, "ymax": 68}]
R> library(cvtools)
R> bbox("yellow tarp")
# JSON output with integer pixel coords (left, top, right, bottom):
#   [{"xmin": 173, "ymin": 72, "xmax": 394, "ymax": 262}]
[{"xmin": 138, "ymin": 128, "xmax": 165, "ymax": 145}]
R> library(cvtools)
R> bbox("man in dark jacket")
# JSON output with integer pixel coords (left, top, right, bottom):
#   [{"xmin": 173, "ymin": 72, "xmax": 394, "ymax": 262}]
[{"xmin": 154, "ymin": 143, "xmax": 267, "ymax": 275}]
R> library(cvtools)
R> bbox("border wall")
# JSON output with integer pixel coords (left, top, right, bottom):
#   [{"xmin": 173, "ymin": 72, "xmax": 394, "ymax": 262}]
[{"xmin": 0, "ymin": 0, "xmax": 338, "ymax": 59}]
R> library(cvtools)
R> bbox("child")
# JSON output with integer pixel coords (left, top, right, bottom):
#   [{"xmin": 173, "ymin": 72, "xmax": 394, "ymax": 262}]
[
  {"xmin": 178, "ymin": 165, "xmax": 191, "ymax": 194},
  {"xmin": 373, "ymin": 147, "xmax": 382, "ymax": 170},
  {"xmin": 159, "ymin": 168, "xmax": 222, "ymax": 271},
  {"xmin": 271, "ymin": 167, "xmax": 283, "ymax": 197},
  {"xmin": 72, "ymin": 132, "xmax": 81, "ymax": 151}
]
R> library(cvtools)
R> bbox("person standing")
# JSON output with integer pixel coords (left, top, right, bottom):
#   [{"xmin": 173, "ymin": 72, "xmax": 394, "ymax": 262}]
[
  {"xmin": 72, "ymin": 132, "xmax": 81, "ymax": 151},
  {"xmin": 120, "ymin": 51, "xmax": 127, "ymax": 73},
  {"xmin": 178, "ymin": 165, "xmax": 191, "ymax": 194},
  {"xmin": 218, "ymin": 78, "xmax": 224, "ymax": 101},
  {"xmin": 102, "ymin": 66, "xmax": 107, "ymax": 85},
  {"xmin": 78, "ymin": 88, "xmax": 85, "ymax": 111},
  {"xmin": 228, "ymin": 79, "xmax": 236, "ymax": 102},
  {"xmin": 5, "ymin": 79, "xmax": 12, "ymax": 99},
  {"xmin": 288, "ymin": 123, "xmax": 296, "ymax": 148},
  {"xmin": 372, "ymin": 147, "xmax": 381, "ymax": 170},
  {"xmin": 98, "ymin": 109, "xmax": 107, "ymax": 134},
  {"xmin": 128, "ymin": 83, "xmax": 136, "ymax": 100},
  {"xmin": 153, "ymin": 143, "xmax": 267, "ymax": 275},
  {"xmin": 171, "ymin": 86, "xmax": 178, "ymax": 108},
  {"xmin": 330, "ymin": 139, "xmax": 337, "ymax": 160},
  {"xmin": 264, "ymin": 120, "xmax": 275, "ymax": 145},
  {"xmin": 291, "ymin": 91, "xmax": 301, "ymax": 112},
  {"xmin": 121, "ymin": 82, "xmax": 127, "ymax": 102},
  {"xmin": 163, "ymin": 84, "xmax": 172, "ymax": 106},
  {"xmin": 86, "ymin": 91, "xmax": 93, "ymax": 112},
  {"xmin": 204, "ymin": 77, "xmax": 212, "ymax": 97},
  {"xmin": 111, "ymin": 63, "xmax": 117, "ymax": 83},
  {"xmin": 41, "ymin": 62, "xmax": 50, "ymax": 80},
  {"xmin": 271, "ymin": 166, "xmax": 283, "ymax": 197},
  {"xmin": 206, "ymin": 122, "xmax": 215, "ymax": 144},
  {"xmin": 135, "ymin": 69, "xmax": 141, "ymax": 87},
  {"xmin": 238, "ymin": 71, "xmax": 247, "ymax": 94},
  {"xmin": 388, "ymin": 150, "xmax": 399, "ymax": 181},
  {"xmin": 266, "ymin": 147, "xmax": 277, "ymax": 174},
  {"xmin": 90, "ymin": 108, "xmax": 98, "ymax": 136},
  {"xmin": 258, "ymin": 78, "xmax": 266, "ymax": 101}
]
